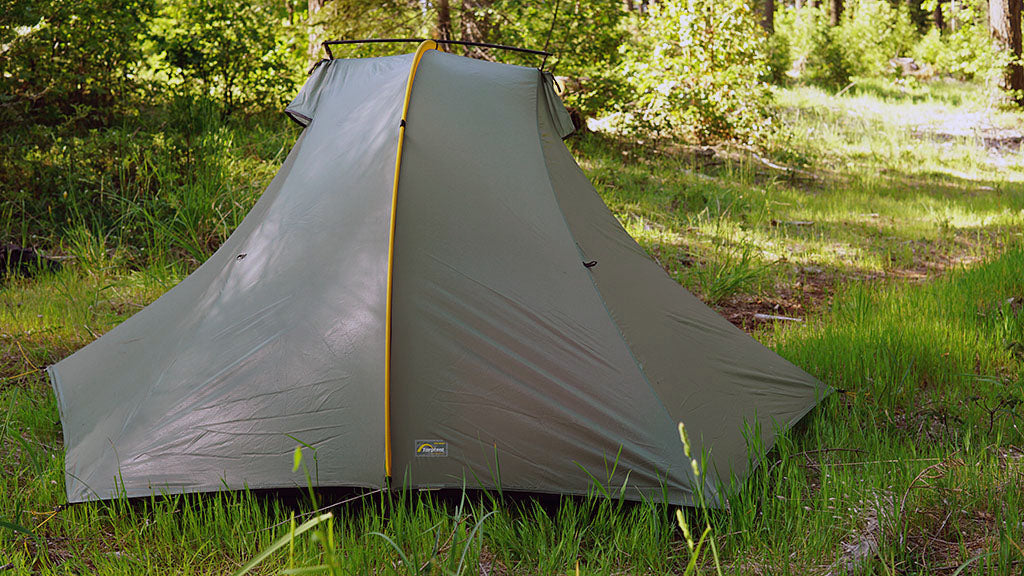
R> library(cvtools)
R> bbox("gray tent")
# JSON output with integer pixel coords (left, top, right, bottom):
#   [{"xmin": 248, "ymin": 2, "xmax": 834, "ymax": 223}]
[{"xmin": 49, "ymin": 43, "xmax": 825, "ymax": 506}]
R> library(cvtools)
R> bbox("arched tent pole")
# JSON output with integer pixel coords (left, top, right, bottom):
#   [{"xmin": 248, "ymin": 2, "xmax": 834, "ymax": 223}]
[
  {"xmin": 322, "ymin": 38, "xmax": 550, "ymax": 60},
  {"xmin": 384, "ymin": 39, "xmax": 437, "ymax": 479}
]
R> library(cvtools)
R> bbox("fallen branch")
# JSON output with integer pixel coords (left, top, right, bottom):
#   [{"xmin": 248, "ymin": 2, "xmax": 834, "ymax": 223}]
[
  {"xmin": 751, "ymin": 153, "xmax": 818, "ymax": 180},
  {"xmin": 753, "ymin": 313, "xmax": 803, "ymax": 322}
]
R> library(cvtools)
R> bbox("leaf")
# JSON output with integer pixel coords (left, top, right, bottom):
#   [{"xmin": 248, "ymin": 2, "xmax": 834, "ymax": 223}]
[
  {"xmin": 292, "ymin": 445, "xmax": 302, "ymax": 472},
  {"xmin": 231, "ymin": 513, "xmax": 333, "ymax": 576},
  {"xmin": 0, "ymin": 518, "xmax": 37, "ymax": 540}
]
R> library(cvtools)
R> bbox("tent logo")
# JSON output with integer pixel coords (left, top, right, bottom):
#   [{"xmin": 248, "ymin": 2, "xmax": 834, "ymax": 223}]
[{"xmin": 414, "ymin": 440, "xmax": 448, "ymax": 457}]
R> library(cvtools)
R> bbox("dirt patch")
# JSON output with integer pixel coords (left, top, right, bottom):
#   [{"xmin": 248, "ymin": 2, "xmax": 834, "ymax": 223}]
[
  {"xmin": 912, "ymin": 117, "xmax": 1024, "ymax": 153},
  {"xmin": 717, "ymin": 269, "xmax": 837, "ymax": 332}
]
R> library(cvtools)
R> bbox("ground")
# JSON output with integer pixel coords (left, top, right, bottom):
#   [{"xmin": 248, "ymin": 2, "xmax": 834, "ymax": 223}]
[{"xmin": 2, "ymin": 77, "xmax": 1024, "ymax": 574}]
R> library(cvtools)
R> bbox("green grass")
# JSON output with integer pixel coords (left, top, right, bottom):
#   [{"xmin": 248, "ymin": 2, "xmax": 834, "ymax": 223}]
[
  {"xmin": 580, "ymin": 77, "xmax": 1024, "ymax": 310},
  {"xmin": 2, "ymin": 77, "xmax": 1024, "ymax": 573}
]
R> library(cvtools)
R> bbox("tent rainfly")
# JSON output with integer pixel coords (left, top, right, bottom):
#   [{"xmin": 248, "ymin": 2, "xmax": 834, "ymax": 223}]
[{"xmin": 49, "ymin": 42, "xmax": 827, "ymax": 506}]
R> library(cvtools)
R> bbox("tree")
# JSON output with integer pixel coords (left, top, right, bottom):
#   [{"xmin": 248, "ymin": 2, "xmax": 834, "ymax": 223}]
[
  {"xmin": 304, "ymin": 1, "xmax": 430, "ymax": 62},
  {"xmin": 989, "ymin": 0, "xmax": 1024, "ymax": 104},
  {"xmin": 762, "ymin": 0, "xmax": 775, "ymax": 32},
  {"xmin": 436, "ymin": 0, "xmax": 453, "ymax": 43},
  {"xmin": 622, "ymin": 0, "xmax": 773, "ymax": 142},
  {"xmin": 829, "ymin": 0, "xmax": 843, "ymax": 25},
  {"xmin": 308, "ymin": 0, "xmax": 327, "ymax": 64},
  {"xmin": 155, "ymin": 0, "xmax": 297, "ymax": 111},
  {"xmin": 460, "ymin": 0, "xmax": 492, "ymax": 58}
]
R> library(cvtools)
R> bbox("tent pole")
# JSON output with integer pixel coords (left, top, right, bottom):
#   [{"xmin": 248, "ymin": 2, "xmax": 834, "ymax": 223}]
[
  {"xmin": 322, "ymin": 38, "xmax": 550, "ymax": 58},
  {"xmin": 384, "ymin": 39, "xmax": 437, "ymax": 479}
]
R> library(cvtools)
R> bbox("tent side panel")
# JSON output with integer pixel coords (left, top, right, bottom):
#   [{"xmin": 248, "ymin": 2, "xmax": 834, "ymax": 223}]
[
  {"xmin": 49, "ymin": 55, "xmax": 414, "ymax": 502},
  {"xmin": 538, "ymin": 91, "xmax": 827, "ymax": 489},
  {"xmin": 388, "ymin": 52, "xmax": 693, "ymax": 502}
]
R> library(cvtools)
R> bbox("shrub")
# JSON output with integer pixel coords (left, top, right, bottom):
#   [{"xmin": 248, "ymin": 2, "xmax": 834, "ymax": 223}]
[
  {"xmin": 0, "ymin": 0, "xmax": 154, "ymax": 124},
  {"xmin": 620, "ymin": 0, "xmax": 774, "ymax": 144},
  {"xmin": 766, "ymin": 29, "xmax": 793, "ymax": 85},
  {"xmin": 478, "ymin": 0, "xmax": 628, "ymax": 119},
  {"xmin": 779, "ymin": 1, "xmax": 915, "ymax": 90},
  {"xmin": 150, "ymin": 0, "xmax": 302, "ymax": 112},
  {"xmin": 834, "ymin": 0, "xmax": 917, "ymax": 77},
  {"xmin": 911, "ymin": 2, "xmax": 1008, "ymax": 82},
  {"xmin": 777, "ymin": 6, "xmax": 854, "ymax": 90}
]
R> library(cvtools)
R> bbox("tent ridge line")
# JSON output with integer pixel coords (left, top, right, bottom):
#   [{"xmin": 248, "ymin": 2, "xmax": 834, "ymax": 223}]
[{"xmin": 384, "ymin": 39, "xmax": 438, "ymax": 480}]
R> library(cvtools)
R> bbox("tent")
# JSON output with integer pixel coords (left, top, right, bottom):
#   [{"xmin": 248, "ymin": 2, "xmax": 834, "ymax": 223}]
[{"xmin": 49, "ymin": 42, "xmax": 826, "ymax": 506}]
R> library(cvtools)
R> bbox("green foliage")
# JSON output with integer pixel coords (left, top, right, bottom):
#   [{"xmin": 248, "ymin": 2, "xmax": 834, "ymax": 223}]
[
  {"xmin": 0, "ymin": 101, "xmax": 296, "ymax": 266},
  {"xmin": 484, "ymin": 0, "xmax": 628, "ymax": 117},
  {"xmin": 778, "ymin": 6, "xmax": 855, "ymax": 90},
  {"xmin": 310, "ymin": 0, "xmax": 431, "ymax": 59},
  {"xmin": 912, "ymin": 1, "xmax": 1008, "ymax": 81},
  {"xmin": 834, "ymin": 0, "xmax": 916, "ymax": 77},
  {"xmin": 779, "ymin": 1, "xmax": 915, "ymax": 90},
  {"xmin": 151, "ymin": 0, "xmax": 302, "ymax": 112},
  {"xmin": 765, "ymin": 30, "xmax": 793, "ymax": 85},
  {"xmin": 0, "ymin": 0, "xmax": 154, "ymax": 123},
  {"xmin": 621, "ymin": 0, "xmax": 774, "ymax": 144},
  {"xmin": 782, "ymin": 5, "xmax": 856, "ymax": 89}
]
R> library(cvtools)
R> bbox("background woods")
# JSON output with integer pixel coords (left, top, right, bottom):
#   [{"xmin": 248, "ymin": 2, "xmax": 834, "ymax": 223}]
[
  {"xmin": 1, "ymin": 0, "xmax": 1022, "ymax": 297},
  {"xmin": 1, "ymin": 0, "xmax": 1022, "ymax": 287}
]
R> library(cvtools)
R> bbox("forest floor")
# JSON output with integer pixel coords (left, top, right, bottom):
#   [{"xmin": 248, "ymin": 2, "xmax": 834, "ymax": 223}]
[{"xmin": 2, "ymin": 77, "xmax": 1024, "ymax": 574}]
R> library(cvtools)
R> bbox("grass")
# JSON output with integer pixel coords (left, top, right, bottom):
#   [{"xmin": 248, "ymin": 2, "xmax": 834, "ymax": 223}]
[
  {"xmin": 2, "ymin": 76, "xmax": 1024, "ymax": 573},
  {"xmin": 582, "ymin": 77, "xmax": 1024, "ymax": 312}
]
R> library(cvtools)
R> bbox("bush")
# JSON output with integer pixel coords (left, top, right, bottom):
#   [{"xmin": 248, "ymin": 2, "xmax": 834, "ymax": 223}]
[
  {"xmin": 766, "ymin": 30, "xmax": 793, "ymax": 85},
  {"xmin": 911, "ymin": 3, "xmax": 1008, "ymax": 82},
  {"xmin": 620, "ymin": 0, "xmax": 774, "ymax": 144},
  {"xmin": 0, "ymin": 0, "xmax": 154, "ymax": 124},
  {"xmin": 834, "ymin": 0, "xmax": 917, "ymax": 77},
  {"xmin": 151, "ymin": 0, "xmax": 302, "ymax": 112},
  {"xmin": 778, "ymin": 0, "xmax": 915, "ymax": 90},
  {"xmin": 777, "ymin": 6, "xmax": 854, "ymax": 90},
  {"xmin": 475, "ymin": 0, "xmax": 628, "ymax": 119}
]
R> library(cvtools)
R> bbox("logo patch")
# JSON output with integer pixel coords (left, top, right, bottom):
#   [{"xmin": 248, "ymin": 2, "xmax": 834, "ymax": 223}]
[{"xmin": 414, "ymin": 439, "xmax": 448, "ymax": 458}]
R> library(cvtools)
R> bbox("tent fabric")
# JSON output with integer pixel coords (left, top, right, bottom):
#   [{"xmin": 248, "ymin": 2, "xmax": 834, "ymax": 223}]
[{"xmin": 49, "ymin": 49, "xmax": 826, "ymax": 506}]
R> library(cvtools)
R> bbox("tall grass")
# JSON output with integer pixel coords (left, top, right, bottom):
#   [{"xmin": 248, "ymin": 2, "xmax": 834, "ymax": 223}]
[
  {"xmin": 2, "ymin": 76, "xmax": 1024, "ymax": 573},
  {"xmin": 6, "ymin": 246, "xmax": 1017, "ymax": 573},
  {"xmin": 0, "ymin": 97, "xmax": 296, "ymax": 269}
]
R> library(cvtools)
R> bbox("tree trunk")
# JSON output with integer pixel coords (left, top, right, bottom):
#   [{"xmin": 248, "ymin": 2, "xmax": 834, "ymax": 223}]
[
  {"xmin": 829, "ymin": 0, "xmax": 843, "ymax": 25},
  {"xmin": 436, "ymin": 0, "xmax": 452, "ymax": 48},
  {"xmin": 990, "ymin": 0, "xmax": 1024, "ymax": 104},
  {"xmin": 762, "ymin": 0, "xmax": 774, "ymax": 33},
  {"xmin": 933, "ymin": 0, "xmax": 944, "ymax": 30},
  {"xmin": 460, "ymin": 0, "xmax": 492, "ymax": 59},
  {"xmin": 307, "ymin": 0, "xmax": 328, "ymax": 65}
]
